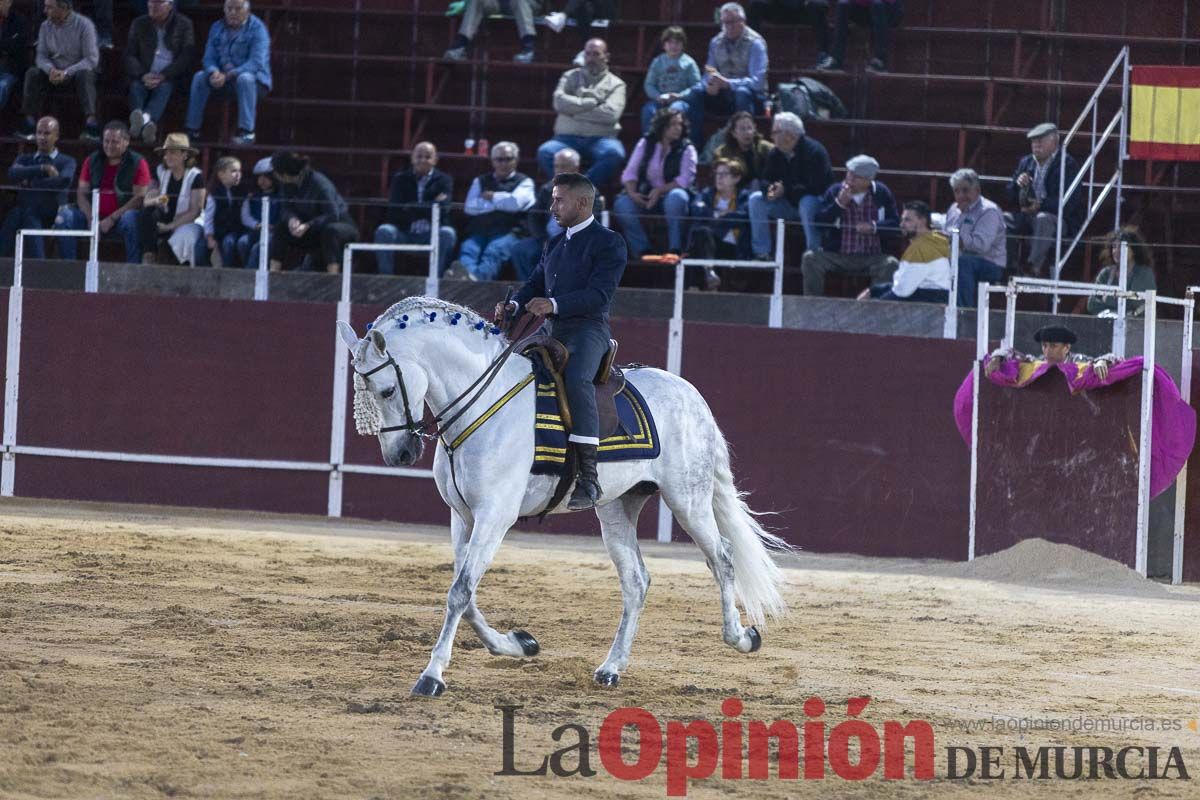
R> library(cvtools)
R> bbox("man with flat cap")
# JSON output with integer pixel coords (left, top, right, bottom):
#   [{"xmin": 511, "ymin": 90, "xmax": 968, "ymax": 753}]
[
  {"xmin": 1006, "ymin": 122, "xmax": 1084, "ymax": 276},
  {"xmin": 985, "ymin": 324, "xmax": 1117, "ymax": 380},
  {"xmin": 801, "ymin": 153, "xmax": 899, "ymax": 296}
]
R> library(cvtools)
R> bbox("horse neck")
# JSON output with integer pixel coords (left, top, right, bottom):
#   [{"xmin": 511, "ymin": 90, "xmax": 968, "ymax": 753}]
[{"xmin": 405, "ymin": 326, "xmax": 524, "ymax": 417}]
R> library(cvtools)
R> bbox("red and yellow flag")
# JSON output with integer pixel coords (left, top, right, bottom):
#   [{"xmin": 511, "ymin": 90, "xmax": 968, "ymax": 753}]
[{"xmin": 1130, "ymin": 66, "xmax": 1200, "ymax": 161}]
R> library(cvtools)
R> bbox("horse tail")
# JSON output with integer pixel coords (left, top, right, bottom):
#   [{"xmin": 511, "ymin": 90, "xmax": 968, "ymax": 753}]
[{"xmin": 710, "ymin": 424, "xmax": 793, "ymax": 628}]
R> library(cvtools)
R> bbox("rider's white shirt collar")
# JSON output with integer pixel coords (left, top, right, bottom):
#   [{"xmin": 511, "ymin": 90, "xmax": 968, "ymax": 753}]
[{"xmin": 565, "ymin": 215, "xmax": 594, "ymax": 239}]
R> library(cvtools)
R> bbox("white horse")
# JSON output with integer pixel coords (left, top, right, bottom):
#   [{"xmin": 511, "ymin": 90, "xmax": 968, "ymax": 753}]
[{"xmin": 337, "ymin": 297, "xmax": 790, "ymax": 697}]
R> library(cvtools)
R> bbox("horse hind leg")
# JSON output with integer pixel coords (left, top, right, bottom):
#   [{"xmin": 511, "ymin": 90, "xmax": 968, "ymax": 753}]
[
  {"xmin": 662, "ymin": 487, "xmax": 761, "ymax": 654},
  {"xmin": 593, "ymin": 492, "xmax": 653, "ymax": 687}
]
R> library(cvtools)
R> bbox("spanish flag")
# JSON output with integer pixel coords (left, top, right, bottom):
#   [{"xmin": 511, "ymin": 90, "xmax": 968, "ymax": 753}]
[{"xmin": 1130, "ymin": 66, "xmax": 1200, "ymax": 161}]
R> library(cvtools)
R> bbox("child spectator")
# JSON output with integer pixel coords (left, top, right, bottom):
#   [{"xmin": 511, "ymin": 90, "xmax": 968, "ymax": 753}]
[
  {"xmin": 195, "ymin": 155, "xmax": 244, "ymax": 267},
  {"xmin": 240, "ymin": 156, "xmax": 278, "ymax": 268},
  {"xmin": 641, "ymin": 26, "xmax": 700, "ymax": 135}
]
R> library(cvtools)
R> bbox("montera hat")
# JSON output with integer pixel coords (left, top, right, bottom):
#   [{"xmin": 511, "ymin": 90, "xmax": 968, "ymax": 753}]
[{"xmin": 1033, "ymin": 325, "xmax": 1077, "ymax": 345}]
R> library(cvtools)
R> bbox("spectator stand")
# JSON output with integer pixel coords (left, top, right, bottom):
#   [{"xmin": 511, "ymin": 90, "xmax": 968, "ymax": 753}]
[{"xmin": 968, "ymin": 273, "xmax": 1194, "ymax": 583}]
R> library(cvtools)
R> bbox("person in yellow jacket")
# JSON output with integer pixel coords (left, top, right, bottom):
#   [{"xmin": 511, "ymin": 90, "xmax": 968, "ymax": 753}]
[{"xmin": 858, "ymin": 200, "xmax": 950, "ymax": 303}]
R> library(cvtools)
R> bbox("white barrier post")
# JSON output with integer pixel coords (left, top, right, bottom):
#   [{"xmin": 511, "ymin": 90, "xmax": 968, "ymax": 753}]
[
  {"xmin": 769, "ymin": 217, "xmax": 783, "ymax": 328},
  {"xmin": 425, "ymin": 202, "xmax": 441, "ymax": 298},
  {"xmin": 656, "ymin": 258, "xmax": 686, "ymax": 543},
  {"xmin": 254, "ymin": 196, "xmax": 269, "ymax": 301},
  {"xmin": 1113, "ymin": 239, "xmax": 1129, "ymax": 356},
  {"xmin": 2, "ymin": 234, "xmax": 26, "ymax": 495},
  {"xmin": 327, "ymin": 246, "xmax": 355, "ymax": 517},
  {"xmin": 945, "ymin": 229, "xmax": 960, "ymax": 339},
  {"xmin": 1174, "ymin": 290, "xmax": 1196, "ymax": 585},
  {"xmin": 1135, "ymin": 290, "xmax": 1156, "ymax": 576},
  {"xmin": 85, "ymin": 189, "xmax": 99, "ymax": 292},
  {"xmin": 968, "ymin": 281, "xmax": 989, "ymax": 561}
]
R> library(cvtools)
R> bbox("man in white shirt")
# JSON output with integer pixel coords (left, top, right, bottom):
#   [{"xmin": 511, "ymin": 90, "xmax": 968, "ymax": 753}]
[{"xmin": 448, "ymin": 141, "xmax": 535, "ymax": 281}]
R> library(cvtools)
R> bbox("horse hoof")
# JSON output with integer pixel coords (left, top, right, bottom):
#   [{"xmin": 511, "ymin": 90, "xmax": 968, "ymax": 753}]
[
  {"xmin": 513, "ymin": 630, "xmax": 540, "ymax": 657},
  {"xmin": 410, "ymin": 675, "xmax": 446, "ymax": 698},
  {"xmin": 747, "ymin": 626, "xmax": 762, "ymax": 653},
  {"xmin": 594, "ymin": 670, "xmax": 620, "ymax": 687}
]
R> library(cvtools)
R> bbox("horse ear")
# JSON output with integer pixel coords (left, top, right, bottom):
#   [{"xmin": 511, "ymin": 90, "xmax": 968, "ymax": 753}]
[
  {"xmin": 336, "ymin": 320, "xmax": 359, "ymax": 352},
  {"xmin": 368, "ymin": 328, "xmax": 387, "ymax": 355}
]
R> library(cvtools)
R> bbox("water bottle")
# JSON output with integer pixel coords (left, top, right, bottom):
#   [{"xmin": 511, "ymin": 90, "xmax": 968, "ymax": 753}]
[
  {"xmin": 764, "ymin": 96, "xmax": 773, "ymax": 119},
  {"xmin": 464, "ymin": 138, "xmax": 475, "ymax": 155},
  {"xmin": 478, "ymin": 138, "xmax": 490, "ymax": 158}
]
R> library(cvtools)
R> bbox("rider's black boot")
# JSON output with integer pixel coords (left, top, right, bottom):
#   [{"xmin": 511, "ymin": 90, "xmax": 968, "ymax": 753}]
[{"xmin": 567, "ymin": 443, "xmax": 602, "ymax": 510}]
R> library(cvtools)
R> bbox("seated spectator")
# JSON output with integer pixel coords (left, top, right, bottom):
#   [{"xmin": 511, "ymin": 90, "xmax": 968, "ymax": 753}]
[
  {"xmin": 55, "ymin": 120, "xmax": 149, "ymax": 262},
  {"xmin": 125, "ymin": 0, "xmax": 196, "ymax": 147},
  {"xmin": 0, "ymin": 116, "xmax": 75, "ymax": 258},
  {"xmin": 747, "ymin": 111, "xmax": 832, "ymax": 259},
  {"xmin": 861, "ymin": 200, "xmax": 949, "ymax": 302},
  {"xmin": 537, "ymin": 38, "xmax": 627, "ymax": 187},
  {"xmin": 449, "ymin": 141, "xmax": 535, "ymax": 281},
  {"xmin": 815, "ymin": 0, "xmax": 903, "ymax": 73},
  {"xmin": 195, "ymin": 155, "xmax": 244, "ymax": 267},
  {"xmin": 510, "ymin": 146, "xmax": 603, "ymax": 281},
  {"xmin": 1087, "ymin": 227, "xmax": 1157, "ymax": 318},
  {"xmin": 185, "ymin": 0, "xmax": 270, "ymax": 146},
  {"xmin": 239, "ymin": 156, "xmax": 278, "ymax": 268},
  {"xmin": 1005, "ymin": 123, "xmax": 1084, "ymax": 276},
  {"xmin": 945, "ymin": 168, "xmax": 1005, "ymax": 308},
  {"xmin": 139, "ymin": 132, "xmax": 204, "ymax": 265},
  {"xmin": 0, "ymin": 0, "xmax": 30, "ymax": 112},
  {"xmin": 682, "ymin": 3, "xmax": 768, "ymax": 142},
  {"xmin": 712, "ymin": 111, "xmax": 772, "ymax": 191},
  {"xmin": 801, "ymin": 154, "xmax": 898, "ymax": 295},
  {"xmin": 613, "ymin": 107, "xmax": 696, "ymax": 259},
  {"xmin": 685, "ymin": 157, "xmax": 750, "ymax": 290},
  {"xmin": 17, "ymin": 0, "xmax": 100, "ymax": 143},
  {"xmin": 268, "ymin": 152, "xmax": 359, "ymax": 274},
  {"xmin": 374, "ymin": 142, "xmax": 456, "ymax": 277},
  {"xmin": 641, "ymin": 26, "xmax": 700, "ymax": 135},
  {"xmin": 444, "ymin": 0, "xmax": 539, "ymax": 63}
]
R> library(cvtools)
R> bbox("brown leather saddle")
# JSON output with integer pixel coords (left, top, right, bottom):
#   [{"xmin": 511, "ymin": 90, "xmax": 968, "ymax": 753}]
[{"xmin": 518, "ymin": 333, "xmax": 626, "ymax": 439}]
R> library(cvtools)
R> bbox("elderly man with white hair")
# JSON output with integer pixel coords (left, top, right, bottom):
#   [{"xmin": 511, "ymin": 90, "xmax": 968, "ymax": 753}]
[
  {"xmin": 747, "ymin": 110, "xmax": 832, "ymax": 259},
  {"xmin": 682, "ymin": 2, "xmax": 768, "ymax": 140},
  {"xmin": 945, "ymin": 167, "xmax": 1005, "ymax": 308},
  {"xmin": 449, "ymin": 140, "xmax": 536, "ymax": 281},
  {"xmin": 1005, "ymin": 122, "xmax": 1083, "ymax": 275},
  {"xmin": 801, "ymin": 153, "xmax": 899, "ymax": 296}
]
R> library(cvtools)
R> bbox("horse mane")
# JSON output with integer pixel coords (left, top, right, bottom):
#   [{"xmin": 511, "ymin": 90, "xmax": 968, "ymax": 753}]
[{"xmin": 366, "ymin": 297, "xmax": 507, "ymax": 354}]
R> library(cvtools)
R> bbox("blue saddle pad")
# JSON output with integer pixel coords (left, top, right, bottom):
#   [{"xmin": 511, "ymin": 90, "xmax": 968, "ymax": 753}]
[{"xmin": 529, "ymin": 364, "xmax": 661, "ymax": 477}]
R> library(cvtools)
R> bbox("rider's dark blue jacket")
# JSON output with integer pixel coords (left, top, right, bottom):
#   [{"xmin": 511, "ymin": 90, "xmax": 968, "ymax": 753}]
[{"xmin": 513, "ymin": 217, "xmax": 627, "ymax": 325}]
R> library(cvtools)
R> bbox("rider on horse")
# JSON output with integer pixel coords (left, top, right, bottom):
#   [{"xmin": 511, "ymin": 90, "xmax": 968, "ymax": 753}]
[{"xmin": 496, "ymin": 171, "xmax": 628, "ymax": 510}]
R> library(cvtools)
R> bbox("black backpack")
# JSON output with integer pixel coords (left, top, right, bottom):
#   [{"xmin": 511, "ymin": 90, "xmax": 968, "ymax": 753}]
[{"xmin": 777, "ymin": 78, "xmax": 849, "ymax": 121}]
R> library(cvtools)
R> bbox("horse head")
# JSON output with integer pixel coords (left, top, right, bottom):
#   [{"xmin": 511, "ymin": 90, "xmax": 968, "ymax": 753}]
[{"xmin": 338, "ymin": 320, "xmax": 428, "ymax": 467}]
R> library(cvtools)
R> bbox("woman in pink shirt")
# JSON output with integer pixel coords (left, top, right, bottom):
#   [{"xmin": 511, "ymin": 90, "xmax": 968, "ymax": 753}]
[{"xmin": 613, "ymin": 107, "xmax": 696, "ymax": 258}]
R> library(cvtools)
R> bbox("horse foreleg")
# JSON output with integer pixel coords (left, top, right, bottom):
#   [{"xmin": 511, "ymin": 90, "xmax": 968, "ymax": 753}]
[
  {"xmin": 412, "ymin": 510, "xmax": 518, "ymax": 698},
  {"xmin": 664, "ymin": 489, "xmax": 761, "ymax": 654},
  {"xmin": 449, "ymin": 508, "xmax": 540, "ymax": 659},
  {"xmin": 593, "ymin": 493, "xmax": 653, "ymax": 687}
]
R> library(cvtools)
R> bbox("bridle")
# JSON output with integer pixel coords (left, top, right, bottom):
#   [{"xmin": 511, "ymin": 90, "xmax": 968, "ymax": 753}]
[{"xmin": 354, "ymin": 310, "xmax": 543, "ymax": 446}]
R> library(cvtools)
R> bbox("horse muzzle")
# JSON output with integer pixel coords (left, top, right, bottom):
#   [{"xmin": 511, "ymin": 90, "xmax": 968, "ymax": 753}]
[{"xmin": 383, "ymin": 436, "xmax": 425, "ymax": 467}]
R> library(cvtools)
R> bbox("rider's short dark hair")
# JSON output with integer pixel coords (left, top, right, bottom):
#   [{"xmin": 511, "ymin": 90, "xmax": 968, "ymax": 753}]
[{"xmin": 552, "ymin": 172, "xmax": 596, "ymax": 205}]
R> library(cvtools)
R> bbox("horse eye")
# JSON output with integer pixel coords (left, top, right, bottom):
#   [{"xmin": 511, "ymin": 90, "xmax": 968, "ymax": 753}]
[{"xmin": 381, "ymin": 387, "xmax": 396, "ymax": 400}]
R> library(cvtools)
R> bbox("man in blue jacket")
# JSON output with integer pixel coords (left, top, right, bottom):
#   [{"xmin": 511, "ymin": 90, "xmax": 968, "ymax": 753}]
[
  {"xmin": 497, "ymin": 172, "xmax": 628, "ymax": 510},
  {"xmin": 0, "ymin": 116, "xmax": 75, "ymax": 257},
  {"xmin": 184, "ymin": 0, "xmax": 270, "ymax": 146}
]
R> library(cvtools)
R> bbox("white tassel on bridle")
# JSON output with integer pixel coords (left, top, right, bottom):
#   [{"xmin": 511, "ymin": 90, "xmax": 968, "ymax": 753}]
[{"xmin": 352, "ymin": 372, "xmax": 383, "ymax": 435}]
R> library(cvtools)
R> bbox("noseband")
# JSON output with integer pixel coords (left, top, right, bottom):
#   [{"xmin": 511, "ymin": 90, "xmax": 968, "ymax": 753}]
[{"xmin": 355, "ymin": 355, "xmax": 428, "ymax": 437}]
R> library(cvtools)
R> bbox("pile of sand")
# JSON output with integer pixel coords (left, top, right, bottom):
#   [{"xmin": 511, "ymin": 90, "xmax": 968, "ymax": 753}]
[{"xmin": 948, "ymin": 538, "xmax": 1170, "ymax": 597}]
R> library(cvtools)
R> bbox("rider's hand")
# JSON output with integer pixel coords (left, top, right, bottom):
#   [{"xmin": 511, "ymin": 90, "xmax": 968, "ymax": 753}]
[{"xmin": 525, "ymin": 297, "xmax": 554, "ymax": 316}]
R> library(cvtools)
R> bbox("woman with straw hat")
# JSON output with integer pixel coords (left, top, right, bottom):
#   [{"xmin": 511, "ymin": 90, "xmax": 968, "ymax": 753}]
[{"xmin": 140, "ymin": 131, "xmax": 204, "ymax": 264}]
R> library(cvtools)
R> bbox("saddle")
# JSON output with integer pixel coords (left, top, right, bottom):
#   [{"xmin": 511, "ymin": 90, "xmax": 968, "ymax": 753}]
[{"xmin": 518, "ymin": 333, "xmax": 626, "ymax": 439}]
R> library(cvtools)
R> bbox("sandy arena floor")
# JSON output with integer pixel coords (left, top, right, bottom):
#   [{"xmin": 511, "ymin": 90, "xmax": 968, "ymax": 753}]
[{"xmin": 2, "ymin": 499, "xmax": 1200, "ymax": 799}]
